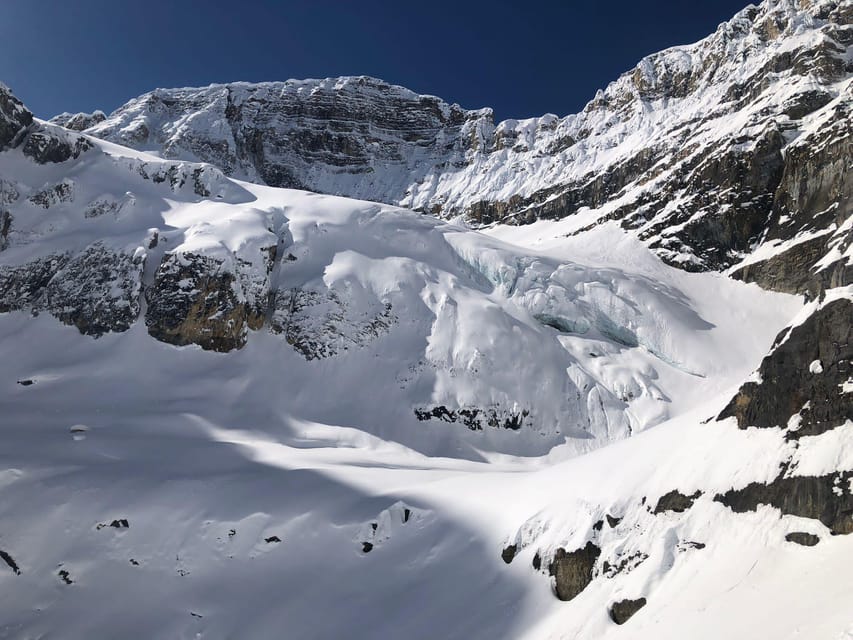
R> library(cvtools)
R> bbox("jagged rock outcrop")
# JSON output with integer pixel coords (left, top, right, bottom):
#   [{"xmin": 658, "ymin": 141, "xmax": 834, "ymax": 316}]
[
  {"xmin": 28, "ymin": 180, "xmax": 74, "ymax": 208},
  {"xmin": 719, "ymin": 297, "xmax": 853, "ymax": 437},
  {"xmin": 414, "ymin": 405, "xmax": 530, "ymax": 431},
  {"xmin": 1, "ymin": 82, "xmax": 93, "ymax": 163},
  {"xmin": 0, "ymin": 83, "xmax": 33, "ymax": 149},
  {"xmin": 0, "ymin": 244, "xmax": 143, "ymax": 336},
  {"xmin": 785, "ymin": 531, "xmax": 820, "ymax": 546},
  {"xmin": 22, "ymin": 126, "xmax": 93, "ymax": 164},
  {"xmin": 49, "ymin": 110, "xmax": 106, "ymax": 131},
  {"xmin": 652, "ymin": 489, "xmax": 701, "ymax": 514},
  {"xmin": 733, "ymin": 92, "xmax": 853, "ymax": 295},
  {"xmin": 715, "ymin": 471, "xmax": 853, "ymax": 535},
  {"xmin": 609, "ymin": 597, "xmax": 647, "ymax": 624},
  {"xmin": 145, "ymin": 253, "xmax": 265, "ymax": 352},
  {"xmin": 44, "ymin": 243, "xmax": 143, "ymax": 335},
  {"xmin": 548, "ymin": 541, "xmax": 601, "ymax": 601},
  {"xmin": 601, "ymin": 550, "xmax": 648, "ymax": 578},
  {"xmin": 269, "ymin": 286, "xmax": 394, "ymax": 359},
  {"xmin": 0, "ymin": 254, "xmax": 69, "ymax": 312}
]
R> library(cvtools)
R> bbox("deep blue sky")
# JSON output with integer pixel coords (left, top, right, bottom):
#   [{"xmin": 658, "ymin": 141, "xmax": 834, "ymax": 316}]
[{"xmin": 2, "ymin": 0, "xmax": 749, "ymax": 121}]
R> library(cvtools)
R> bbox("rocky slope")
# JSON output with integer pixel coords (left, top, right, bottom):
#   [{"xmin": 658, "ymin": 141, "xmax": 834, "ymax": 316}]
[{"xmin": 81, "ymin": 0, "xmax": 851, "ymax": 288}]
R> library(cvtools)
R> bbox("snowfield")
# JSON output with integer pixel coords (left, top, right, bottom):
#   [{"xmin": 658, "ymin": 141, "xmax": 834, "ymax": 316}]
[{"xmin": 1, "ymin": 123, "xmax": 850, "ymax": 639}]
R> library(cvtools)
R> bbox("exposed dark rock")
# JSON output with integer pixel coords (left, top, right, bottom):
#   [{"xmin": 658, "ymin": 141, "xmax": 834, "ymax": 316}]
[
  {"xmin": 97, "ymin": 518, "xmax": 129, "ymax": 530},
  {"xmin": 0, "ymin": 210, "xmax": 12, "ymax": 250},
  {"xmin": 87, "ymin": 77, "xmax": 486, "ymax": 195},
  {"xmin": 532, "ymin": 552, "xmax": 541, "ymax": 571},
  {"xmin": 606, "ymin": 514, "xmax": 621, "ymax": 528},
  {"xmin": 781, "ymin": 90, "xmax": 833, "ymax": 120},
  {"xmin": 609, "ymin": 597, "xmax": 647, "ymax": 625},
  {"xmin": 57, "ymin": 569, "xmax": 73, "ymax": 584},
  {"xmin": 677, "ymin": 541, "xmax": 706, "ymax": 552},
  {"xmin": 413, "ymin": 405, "xmax": 531, "ymax": 431},
  {"xmin": 719, "ymin": 298, "xmax": 853, "ymax": 437},
  {"xmin": 766, "ymin": 98, "xmax": 853, "ymax": 250},
  {"xmin": 44, "ymin": 243, "xmax": 144, "ymax": 336},
  {"xmin": 270, "ymin": 287, "xmax": 394, "ymax": 359},
  {"xmin": 50, "ymin": 110, "xmax": 107, "ymax": 132},
  {"xmin": 0, "ymin": 549, "xmax": 21, "ymax": 575},
  {"xmin": 592, "ymin": 519, "xmax": 604, "ymax": 532},
  {"xmin": 548, "ymin": 541, "xmax": 601, "ymax": 601},
  {"xmin": 22, "ymin": 127, "xmax": 93, "ymax": 164},
  {"xmin": 602, "ymin": 551, "xmax": 648, "ymax": 578},
  {"xmin": 16, "ymin": 379, "xmax": 34, "ymax": 386},
  {"xmin": 0, "ymin": 180, "xmax": 19, "ymax": 206},
  {"xmin": 732, "ymin": 93, "xmax": 853, "ymax": 296},
  {"xmin": 0, "ymin": 255, "xmax": 68, "ymax": 313},
  {"xmin": 28, "ymin": 180, "xmax": 74, "ymax": 208},
  {"xmin": 0, "ymin": 244, "xmax": 142, "ymax": 337},
  {"xmin": 0, "ymin": 84, "xmax": 33, "ymax": 150},
  {"xmin": 715, "ymin": 471, "xmax": 853, "ymax": 535},
  {"xmin": 647, "ymin": 126, "xmax": 785, "ymax": 271},
  {"xmin": 84, "ymin": 198, "xmax": 123, "ymax": 219},
  {"xmin": 501, "ymin": 544, "xmax": 517, "ymax": 564},
  {"xmin": 133, "ymin": 161, "xmax": 229, "ymax": 198},
  {"xmin": 146, "ymin": 252, "xmax": 263, "ymax": 352},
  {"xmin": 265, "ymin": 536, "xmax": 281, "ymax": 544},
  {"xmin": 653, "ymin": 489, "xmax": 701, "ymax": 514},
  {"xmin": 129, "ymin": 559, "xmax": 140, "ymax": 566},
  {"xmin": 403, "ymin": 508, "xmax": 411, "ymax": 523},
  {"xmin": 785, "ymin": 532, "xmax": 820, "ymax": 546},
  {"xmin": 731, "ymin": 234, "xmax": 832, "ymax": 295},
  {"xmin": 361, "ymin": 542, "xmax": 374, "ymax": 554}
]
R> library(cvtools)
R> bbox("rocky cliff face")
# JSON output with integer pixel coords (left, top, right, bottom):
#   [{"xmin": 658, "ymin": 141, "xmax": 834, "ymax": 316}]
[
  {"xmin": 0, "ymin": 83, "xmax": 33, "ymax": 149},
  {"xmin": 720, "ymin": 295, "xmax": 852, "ymax": 437},
  {"xmin": 49, "ymin": 110, "xmax": 106, "ymax": 132},
  {"xmin": 83, "ymin": 0, "xmax": 852, "ymax": 285},
  {"xmin": 85, "ymin": 76, "xmax": 490, "ymax": 200}
]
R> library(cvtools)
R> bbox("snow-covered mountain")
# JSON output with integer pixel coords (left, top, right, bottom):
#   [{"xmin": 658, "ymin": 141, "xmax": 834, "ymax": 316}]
[
  {"xmin": 78, "ymin": 0, "xmax": 851, "ymax": 283},
  {"xmin": 0, "ymin": 0, "xmax": 850, "ymax": 637},
  {"xmin": 3, "ymin": 83, "xmax": 793, "ymax": 459}
]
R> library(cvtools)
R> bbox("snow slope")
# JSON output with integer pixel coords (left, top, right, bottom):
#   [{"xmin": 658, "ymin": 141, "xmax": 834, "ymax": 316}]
[
  {"xmin": 1, "ymin": 297, "xmax": 851, "ymax": 639},
  {"xmin": 0, "ymin": 108, "xmax": 850, "ymax": 639},
  {"xmin": 0, "ymin": 123, "xmax": 798, "ymax": 460},
  {"xmin": 0, "ymin": 0, "xmax": 850, "ymax": 634}
]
